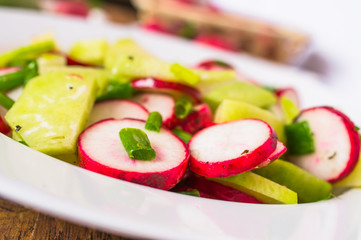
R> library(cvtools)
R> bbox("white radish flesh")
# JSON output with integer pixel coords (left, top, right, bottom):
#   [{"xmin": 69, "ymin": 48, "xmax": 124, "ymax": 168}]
[
  {"xmin": 78, "ymin": 119, "xmax": 189, "ymax": 190},
  {"xmin": 87, "ymin": 100, "xmax": 148, "ymax": 126},
  {"xmin": 289, "ymin": 106, "xmax": 360, "ymax": 182},
  {"xmin": 189, "ymin": 119, "xmax": 278, "ymax": 177},
  {"xmin": 132, "ymin": 93, "xmax": 177, "ymax": 128}
]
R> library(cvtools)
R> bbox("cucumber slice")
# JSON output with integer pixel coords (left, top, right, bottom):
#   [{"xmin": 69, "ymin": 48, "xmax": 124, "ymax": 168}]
[
  {"xmin": 203, "ymin": 82, "xmax": 277, "ymax": 110},
  {"xmin": 253, "ymin": 159, "xmax": 332, "ymax": 203},
  {"xmin": 215, "ymin": 99, "xmax": 285, "ymax": 142},
  {"xmin": 40, "ymin": 66, "xmax": 109, "ymax": 97},
  {"xmin": 5, "ymin": 72, "xmax": 97, "ymax": 156},
  {"xmin": 69, "ymin": 39, "xmax": 108, "ymax": 66},
  {"xmin": 207, "ymin": 171, "xmax": 298, "ymax": 204}
]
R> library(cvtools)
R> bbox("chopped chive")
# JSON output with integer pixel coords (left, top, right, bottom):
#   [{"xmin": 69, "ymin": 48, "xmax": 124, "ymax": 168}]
[
  {"xmin": 0, "ymin": 92, "xmax": 14, "ymax": 109},
  {"xmin": 23, "ymin": 60, "xmax": 39, "ymax": 85},
  {"xmin": 145, "ymin": 112, "xmax": 163, "ymax": 132},
  {"xmin": 119, "ymin": 128, "xmax": 156, "ymax": 161},
  {"xmin": 174, "ymin": 97, "xmax": 193, "ymax": 119},
  {"xmin": 285, "ymin": 121, "xmax": 315, "ymax": 155},
  {"xmin": 96, "ymin": 81, "xmax": 133, "ymax": 101},
  {"xmin": 170, "ymin": 63, "xmax": 200, "ymax": 85},
  {"xmin": 179, "ymin": 189, "xmax": 200, "ymax": 197},
  {"xmin": 172, "ymin": 128, "xmax": 192, "ymax": 144}
]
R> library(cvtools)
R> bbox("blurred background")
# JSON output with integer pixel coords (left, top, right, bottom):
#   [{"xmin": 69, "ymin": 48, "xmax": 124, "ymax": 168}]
[{"xmin": 0, "ymin": 0, "xmax": 360, "ymax": 95}]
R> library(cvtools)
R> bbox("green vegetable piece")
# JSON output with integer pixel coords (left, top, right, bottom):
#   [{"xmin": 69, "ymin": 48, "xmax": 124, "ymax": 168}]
[
  {"xmin": 179, "ymin": 189, "xmax": 201, "ymax": 197},
  {"xmin": 203, "ymin": 82, "xmax": 277, "ymax": 110},
  {"xmin": 208, "ymin": 171, "xmax": 298, "ymax": 204},
  {"xmin": 172, "ymin": 128, "xmax": 192, "ymax": 144},
  {"xmin": 0, "ymin": 60, "xmax": 39, "ymax": 91},
  {"xmin": 215, "ymin": 99, "xmax": 285, "ymax": 142},
  {"xmin": 69, "ymin": 39, "xmax": 108, "ymax": 66},
  {"xmin": 253, "ymin": 159, "xmax": 332, "ymax": 203},
  {"xmin": 281, "ymin": 96, "xmax": 300, "ymax": 124},
  {"xmin": 119, "ymin": 128, "xmax": 156, "ymax": 161},
  {"xmin": 23, "ymin": 60, "xmax": 39, "ymax": 85},
  {"xmin": 0, "ymin": 39, "xmax": 56, "ymax": 68},
  {"xmin": 40, "ymin": 66, "xmax": 110, "ymax": 97},
  {"xmin": 170, "ymin": 63, "xmax": 200, "ymax": 85},
  {"xmin": 145, "ymin": 112, "xmax": 163, "ymax": 132},
  {"xmin": 18, "ymin": 141, "xmax": 29, "ymax": 146},
  {"xmin": 174, "ymin": 97, "xmax": 193, "ymax": 119},
  {"xmin": 194, "ymin": 69, "xmax": 236, "ymax": 83},
  {"xmin": 0, "ymin": 92, "xmax": 14, "ymax": 109},
  {"xmin": 96, "ymin": 81, "xmax": 133, "ymax": 101},
  {"xmin": 5, "ymin": 72, "xmax": 97, "ymax": 156},
  {"xmin": 285, "ymin": 121, "xmax": 315, "ymax": 155},
  {"xmin": 178, "ymin": 23, "xmax": 196, "ymax": 39},
  {"xmin": 37, "ymin": 53, "xmax": 66, "ymax": 73}
]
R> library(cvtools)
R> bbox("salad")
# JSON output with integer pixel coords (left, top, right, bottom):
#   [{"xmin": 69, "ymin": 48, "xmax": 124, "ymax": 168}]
[{"xmin": 0, "ymin": 37, "xmax": 360, "ymax": 205}]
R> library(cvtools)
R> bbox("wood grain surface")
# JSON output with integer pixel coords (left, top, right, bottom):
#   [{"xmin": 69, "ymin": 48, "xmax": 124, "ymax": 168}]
[{"xmin": 0, "ymin": 197, "xmax": 136, "ymax": 240}]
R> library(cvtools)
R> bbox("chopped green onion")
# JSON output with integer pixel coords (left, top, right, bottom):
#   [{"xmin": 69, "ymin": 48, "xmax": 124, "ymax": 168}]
[
  {"xmin": 24, "ymin": 60, "xmax": 39, "ymax": 85},
  {"xmin": 172, "ymin": 128, "xmax": 192, "ymax": 144},
  {"xmin": 0, "ymin": 92, "xmax": 14, "ymax": 109},
  {"xmin": 97, "ymin": 81, "xmax": 133, "ymax": 101},
  {"xmin": 145, "ymin": 112, "xmax": 163, "ymax": 132},
  {"xmin": 281, "ymin": 96, "xmax": 300, "ymax": 124},
  {"xmin": 174, "ymin": 97, "xmax": 193, "ymax": 119},
  {"xmin": 179, "ymin": 189, "xmax": 200, "ymax": 197},
  {"xmin": 119, "ymin": 128, "xmax": 156, "ymax": 161},
  {"xmin": 170, "ymin": 63, "xmax": 200, "ymax": 85},
  {"xmin": 285, "ymin": 121, "xmax": 315, "ymax": 155}
]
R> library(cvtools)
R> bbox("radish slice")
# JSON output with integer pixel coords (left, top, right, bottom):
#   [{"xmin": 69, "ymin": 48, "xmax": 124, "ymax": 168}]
[
  {"xmin": 132, "ymin": 93, "xmax": 178, "ymax": 128},
  {"xmin": 256, "ymin": 141, "xmax": 287, "ymax": 168},
  {"xmin": 289, "ymin": 106, "xmax": 360, "ymax": 182},
  {"xmin": 0, "ymin": 115, "xmax": 11, "ymax": 135},
  {"xmin": 131, "ymin": 77, "xmax": 201, "ymax": 103},
  {"xmin": 87, "ymin": 100, "xmax": 149, "ymax": 126},
  {"xmin": 78, "ymin": 119, "xmax": 189, "ymax": 190},
  {"xmin": 276, "ymin": 87, "xmax": 300, "ymax": 107},
  {"xmin": 189, "ymin": 119, "xmax": 278, "ymax": 177},
  {"xmin": 179, "ymin": 103, "xmax": 213, "ymax": 134},
  {"xmin": 195, "ymin": 60, "xmax": 234, "ymax": 71}
]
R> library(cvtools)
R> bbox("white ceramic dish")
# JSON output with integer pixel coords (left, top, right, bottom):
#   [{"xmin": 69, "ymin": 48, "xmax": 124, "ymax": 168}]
[{"xmin": 1, "ymin": 8, "xmax": 361, "ymax": 240}]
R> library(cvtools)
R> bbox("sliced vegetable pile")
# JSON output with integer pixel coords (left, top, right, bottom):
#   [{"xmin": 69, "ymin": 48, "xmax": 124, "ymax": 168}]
[{"xmin": 0, "ymin": 37, "xmax": 360, "ymax": 204}]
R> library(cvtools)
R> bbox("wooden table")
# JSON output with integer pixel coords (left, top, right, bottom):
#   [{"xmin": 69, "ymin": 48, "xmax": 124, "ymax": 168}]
[{"xmin": 0, "ymin": 4, "xmax": 140, "ymax": 239}]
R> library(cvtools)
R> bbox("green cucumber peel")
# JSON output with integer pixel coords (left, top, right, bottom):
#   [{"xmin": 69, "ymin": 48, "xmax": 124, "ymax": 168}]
[
  {"xmin": 145, "ymin": 112, "xmax": 163, "ymax": 132},
  {"xmin": 179, "ymin": 189, "xmax": 201, "ymax": 197},
  {"xmin": 0, "ymin": 92, "xmax": 14, "ymax": 110},
  {"xmin": 96, "ymin": 81, "xmax": 133, "ymax": 101},
  {"xmin": 172, "ymin": 128, "xmax": 192, "ymax": 144},
  {"xmin": 119, "ymin": 128, "xmax": 156, "ymax": 161},
  {"xmin": 285, "ymin": 120, "xmax": 315, "ymax": 155}
]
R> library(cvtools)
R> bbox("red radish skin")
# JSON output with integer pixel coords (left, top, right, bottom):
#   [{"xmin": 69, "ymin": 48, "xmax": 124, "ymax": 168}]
[
  {"xmin": 195, "ymin": 60, "xmax": 234, "ymax": 71},
  {"xmin": 87, "ymin": 100, "xmax": 149, "ymax": 126},
  {"xmin": 132, "ymin": 93, "xmax": 179, "ymax": 129},
  {"xmin": 0, "ymin": 115, "xmax": 10, "ymax": 135},
  {"xmin": 189, "ymin": 119, "xmax": 278, "ymax": 178},
  {"xmin": 78, "ymin": 119, "xmax": 190, "ymax": 190},
  {"xmin": 256, "ymin": 140, "xmax": 287, "ymax": 168},
  {"xmin": 131, "ymin": 78, "xmax": 202, "ymax": 103},
  {"xmin": 289, "ymin": 106, "xmax": 360, "ymax": 182},
  {"xmin": 179, "ymin": 103, "xmax": 213, "ymax": 134}
]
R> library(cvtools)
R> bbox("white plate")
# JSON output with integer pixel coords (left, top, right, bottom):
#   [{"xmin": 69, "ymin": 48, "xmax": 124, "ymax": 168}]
[{"xmin": 1, "ymin": 8, "xmax": 361, "ymax": 240}]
